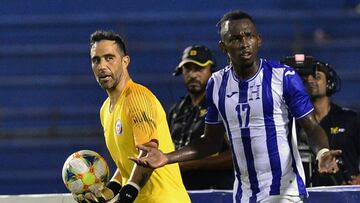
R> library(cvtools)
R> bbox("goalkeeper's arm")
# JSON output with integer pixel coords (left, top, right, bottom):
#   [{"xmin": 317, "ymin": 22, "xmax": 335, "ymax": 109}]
[
  {"xmin": 100, "ymin": 170, "xmax": 123, "ymax": 201},
  {"xmin": 117, "ymin": 140, "xmax": 157, "ymax": 203}
]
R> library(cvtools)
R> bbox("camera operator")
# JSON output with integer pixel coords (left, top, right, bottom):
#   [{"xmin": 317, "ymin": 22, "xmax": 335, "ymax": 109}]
[{"xmin": 283, "ymin": 54, "xmax": 360, "ymax": 186}]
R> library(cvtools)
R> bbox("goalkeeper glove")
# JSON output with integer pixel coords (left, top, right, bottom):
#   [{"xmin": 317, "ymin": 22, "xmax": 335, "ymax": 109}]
[{"xmin": 72, "ymin": 180, "xmax": 122, "ymax": 203}]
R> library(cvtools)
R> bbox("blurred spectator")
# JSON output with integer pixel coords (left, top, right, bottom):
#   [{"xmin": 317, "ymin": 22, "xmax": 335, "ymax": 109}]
[
  {"xmin": 168, "ymin": 45, "xmax": 234, "ymax": 190},
  {"xmin": 313, "ymin": 28, "xmax": 332, "ymax": 45},
  {"xmin": 299, "ymin": 58, "xmax": 360, "ymax": 186}
]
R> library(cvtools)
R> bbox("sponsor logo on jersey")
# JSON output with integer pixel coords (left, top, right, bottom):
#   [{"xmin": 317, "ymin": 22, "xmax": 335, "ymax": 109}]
[
  {"xmin": 285, "ymin": 70, "xmax": 296, "ymax": 76},
  {"xmin": 226, "ymin": 91, "xmax": 238, "ymax": 98},
  {"xmin": 330, "ymin": 127, "xmax": 345, "ymax": 135}
]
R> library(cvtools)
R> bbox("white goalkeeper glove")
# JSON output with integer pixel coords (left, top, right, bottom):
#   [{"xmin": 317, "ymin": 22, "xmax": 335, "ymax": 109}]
[{"xmin": 72, "ymin": 181, "xmax": 122, "ymax": 203}]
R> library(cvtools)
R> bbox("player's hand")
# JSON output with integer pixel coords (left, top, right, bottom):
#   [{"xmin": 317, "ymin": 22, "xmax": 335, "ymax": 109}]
[
  {"xmin": 72, "ymin": 192, "xmax": 99, "ymax": 203},
  {"xmin": 129, "ymin": 144, "xmax": 168, "ymax": 169},
  {"xmin": 348, "ymin": 174, "xmax": 360, "ymax": 185},
  {"xmin": 318, "ymin": 149, "xmax": 342, "ymax": 174},
  {"xmin": 72, "ymin": 181, "xmax": 121, "ymax": 203}
]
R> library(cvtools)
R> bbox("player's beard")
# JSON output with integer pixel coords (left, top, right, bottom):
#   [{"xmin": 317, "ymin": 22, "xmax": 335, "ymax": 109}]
[{"xmin": 98, "ymin": 75, "xmax": 117, "ymax": 90}]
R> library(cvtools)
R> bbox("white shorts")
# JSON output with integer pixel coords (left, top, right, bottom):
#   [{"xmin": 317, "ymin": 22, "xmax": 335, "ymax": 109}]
[{"xmin": 259, "ymin": 195, "xmax": 303, "ymax": 203}]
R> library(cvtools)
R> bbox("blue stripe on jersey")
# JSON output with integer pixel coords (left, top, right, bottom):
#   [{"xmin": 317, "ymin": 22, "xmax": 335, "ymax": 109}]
[
  {"xmin": 238, "ymin": 81, "xmax": 259, "ymax": 203},
  {"xmin": 287, "ymin": 117, "xmax": 307, "ymax": 196},
  {"xmin": 262, "ymin": 66, "xmax": 282, "ymax": 195},
  {"xmin": 205, "ymin": 77, "xmax": 220, "ymax": 123},
  {"xmin": 218, "ymin": 70, "xmax": 243, "ymax": 202}
]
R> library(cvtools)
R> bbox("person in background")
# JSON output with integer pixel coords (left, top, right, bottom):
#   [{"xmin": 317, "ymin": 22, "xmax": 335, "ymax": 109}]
[
  {"xmin": 168, "ymin": 44, "xmax": 233, "ymax": 190},
  {"xmin": 298, "ymin": 57, "xmax": 360, "ymax": 186},
  {"xmin": 131, "ymin": 10, "xmax": 341, "ymax": 203},
  {"xmin": 72, "ymin": 30, "xmax": 191, "ymax": 203}
]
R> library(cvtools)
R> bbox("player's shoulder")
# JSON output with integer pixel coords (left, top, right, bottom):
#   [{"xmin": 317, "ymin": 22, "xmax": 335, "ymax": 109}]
[
  {"xmin": 127, "ymin": 80, "xmax": 149, "ymax": 91},
  {"xmin": 124, "ymin": 80, "xmax": 158, "ymax": 110},
  {"xmin": 261, "ymin": 58, "xmax": 290, "ymax": 70},
  {"xmin": 99, "ymin": 98, "xmax": 110, "ymax": 124},
  {"xmin": 126, "ymin": 80, "xmax": 155, "ymax": 98},
  {"xmin": 210, "ymin": 65, "xmax": 231, "ymax": 81},
  {"xmin": 261, "ymin": 58, "xmax": 298, "ymax": 80},
  {"xmin": 100, "ymin": 97, "xmax": 110, "ymax": 113}
]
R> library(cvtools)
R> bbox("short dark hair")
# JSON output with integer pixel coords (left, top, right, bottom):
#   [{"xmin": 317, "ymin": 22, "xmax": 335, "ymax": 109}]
[
  {"xmin": 90, "ymin": 30, "xmax": 127, "ymax": 55},
  {"xmin": 216, "ymin": 10, "xmax": 255, "ymax": 34}
]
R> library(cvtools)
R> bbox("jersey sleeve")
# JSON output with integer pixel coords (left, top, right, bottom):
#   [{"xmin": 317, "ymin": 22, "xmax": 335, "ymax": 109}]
[
  {"xmin": 205, "ymin": 77, "xmax": 222, "ymax": 124},
  {"xmin": 283, "ymin": 67, "xmax": 314, "ymax": 119},
  {"xmin": 125, "ymin": 86, "xmax": 159, "ymax": 145}
]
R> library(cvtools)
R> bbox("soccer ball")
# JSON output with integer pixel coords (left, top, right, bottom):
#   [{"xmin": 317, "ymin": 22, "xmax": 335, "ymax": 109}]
[{"xmin": 62, "ymin": 150, "xmax": 110, "ymax": 194}]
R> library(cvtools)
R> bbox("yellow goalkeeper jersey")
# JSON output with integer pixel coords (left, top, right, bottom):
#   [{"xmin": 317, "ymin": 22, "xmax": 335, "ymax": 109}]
[{"xmin": 100, "ymin": 80, "xmax": 190, "ymax": 203}]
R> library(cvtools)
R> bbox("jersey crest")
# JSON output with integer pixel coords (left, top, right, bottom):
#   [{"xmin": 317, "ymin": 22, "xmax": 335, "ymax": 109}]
[{"xmin": 115, "ymin": 119, "xmax": 122, "ymax": 136}]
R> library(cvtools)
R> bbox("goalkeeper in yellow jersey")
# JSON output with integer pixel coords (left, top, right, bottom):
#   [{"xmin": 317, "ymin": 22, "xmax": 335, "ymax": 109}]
[{"xmin": 72, "ymin": 30, "xmax": 191, "ymax": 203}]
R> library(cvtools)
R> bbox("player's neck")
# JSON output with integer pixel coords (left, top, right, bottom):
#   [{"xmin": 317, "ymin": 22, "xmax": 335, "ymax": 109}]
[
  {"xmin": 108, "ymin": 73, "xmax": 131, "ymax": 113},
  {"xmin": 232, "ymin": 60, "xmax": 259, "ymax": 81},
  {"xmin": 312, "ymin": 96, "xmax": 331, "ymax": 122}
]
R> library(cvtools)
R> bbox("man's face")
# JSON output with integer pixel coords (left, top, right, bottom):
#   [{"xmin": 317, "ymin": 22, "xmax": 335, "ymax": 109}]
[
  {"xmin": 302, "ymin": 71, "xmax": 327, "ymax": 98},
  {"xmin": 220, "ymin": 19, "xmax": 261, "ymax": 68},
  {"xmin": 90, "ymin": 40, "xmax": 128, "ymax": 90},
  {"xmin": 182, "ymin": 63, "xmax": 212, "ymax": 94}
]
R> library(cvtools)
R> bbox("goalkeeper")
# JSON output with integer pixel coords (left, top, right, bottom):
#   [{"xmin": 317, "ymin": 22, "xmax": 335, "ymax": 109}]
[{"xmin": 72, "ymin": 30, "xmax": 190, "ymax": 203}]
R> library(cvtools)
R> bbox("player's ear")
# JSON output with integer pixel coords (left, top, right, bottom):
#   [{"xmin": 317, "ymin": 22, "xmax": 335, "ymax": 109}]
[
  {"xmin": 257, "ymin": 34, "xmax": 262, "ymax": 48},
  {"xmin": 219, "ymin": 40, "xmax": 227, "ymax": 54},
  {"xmin": 122, "ymin": 55, "xmax": 130, "ymax": 68}
]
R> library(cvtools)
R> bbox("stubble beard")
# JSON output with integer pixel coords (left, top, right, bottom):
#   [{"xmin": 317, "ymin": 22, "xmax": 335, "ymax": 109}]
[{"xmin": 187, "ymin": 85, "xmax": 205, "ymax": 95}]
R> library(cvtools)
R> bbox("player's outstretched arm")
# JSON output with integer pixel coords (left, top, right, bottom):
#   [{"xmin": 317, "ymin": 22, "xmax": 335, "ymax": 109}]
[
  {"xmin": 179, "ymin": 135, "xmax": 232, "ymax": 171},
  {"xmin": 130, "ymin": 123, "xmax": 225, "ymax": 169},
  {"xmin": 298, "ymin": 112, "xmax": 342, "ymax": 173}
]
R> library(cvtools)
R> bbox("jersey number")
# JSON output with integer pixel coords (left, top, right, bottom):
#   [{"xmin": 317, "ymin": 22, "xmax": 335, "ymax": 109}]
[{"xmin": 236, "ymin": 103, "xmax": 250, "ymax": 128}]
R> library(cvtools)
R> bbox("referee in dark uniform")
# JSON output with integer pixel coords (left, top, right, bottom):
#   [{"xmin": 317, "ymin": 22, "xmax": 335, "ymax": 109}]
[{"xmin": 168, "ymin": 45, "xmax": 234, "ymax": 190}]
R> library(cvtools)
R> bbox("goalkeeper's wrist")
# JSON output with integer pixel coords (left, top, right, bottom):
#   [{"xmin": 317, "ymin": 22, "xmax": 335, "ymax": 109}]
[
  {"xmin": 119, "ymin": 182, "xmax": 140, "ymax": 203},
  {"xmin": 316, "ymin": 148, "xmax": 330, "ymax": 160},
  {"xmin": 106, "ymin": 180, "xmax": 122, "ymax": 194}
]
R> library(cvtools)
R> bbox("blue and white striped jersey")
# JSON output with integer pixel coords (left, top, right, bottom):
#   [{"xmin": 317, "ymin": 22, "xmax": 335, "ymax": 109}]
[{"xmin": 205, "ymin": 59, "xmax": 314, "ymax": 203}]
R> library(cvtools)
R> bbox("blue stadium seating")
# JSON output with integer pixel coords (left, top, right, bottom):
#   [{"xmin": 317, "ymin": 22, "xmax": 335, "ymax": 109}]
[{"xmin": 0, "ymin": 138, "xmax": 115, "ymax": 194}]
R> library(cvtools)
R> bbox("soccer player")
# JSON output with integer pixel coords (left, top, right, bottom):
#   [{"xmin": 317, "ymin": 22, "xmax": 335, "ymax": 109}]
[
  {"xmin": 130, "ymin": 10, "xmax": 342, "ymax": 203},
  {"xmin": 72, "ymin": 30, "xmax": 191, "ymax": 203},
  {"xmin": 299, "ymin": 59, "xmax": 360, "ymax": 186}
]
